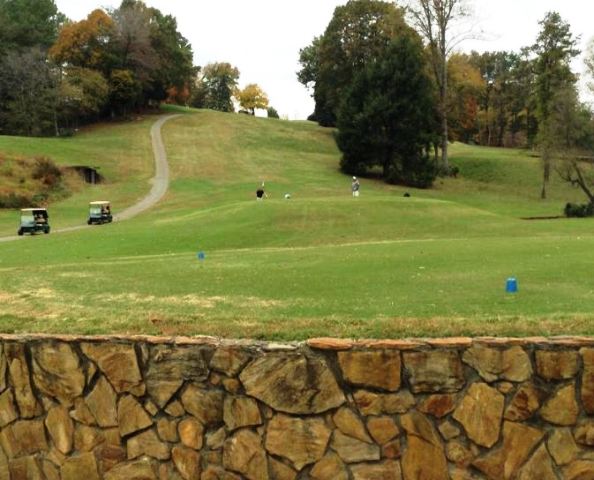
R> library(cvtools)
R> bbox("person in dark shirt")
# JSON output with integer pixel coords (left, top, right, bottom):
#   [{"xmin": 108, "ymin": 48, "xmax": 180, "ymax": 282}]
[{"xmin": 256, "ymin": 182, "xmax": 267, "ymax": 200}]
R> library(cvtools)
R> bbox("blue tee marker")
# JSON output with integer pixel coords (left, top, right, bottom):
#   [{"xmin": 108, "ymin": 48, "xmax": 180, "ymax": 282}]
[
  {"xmin": 197, "ymin": 251, "xmax": 206, "ymax": 261},
  {"xmin": 506, "ymin": 277, "xmax": 518, "ymax": 293}
]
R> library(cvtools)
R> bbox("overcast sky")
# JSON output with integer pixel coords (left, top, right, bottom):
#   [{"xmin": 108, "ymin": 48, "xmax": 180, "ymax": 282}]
[{"xmin": 55, "ymin": 0, "xmax": 594, "ymax": 120}]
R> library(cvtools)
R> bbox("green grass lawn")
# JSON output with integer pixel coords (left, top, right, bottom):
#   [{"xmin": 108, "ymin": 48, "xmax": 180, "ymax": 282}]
[{"xmin": 0, "ymin": 109, "xmax": 593, "ymax": 339}]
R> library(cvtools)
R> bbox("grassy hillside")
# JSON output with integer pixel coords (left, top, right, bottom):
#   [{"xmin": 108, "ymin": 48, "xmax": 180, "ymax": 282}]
[{"xmin": 0, "ymin": 109, "xmax": 593, "ymax": 339}]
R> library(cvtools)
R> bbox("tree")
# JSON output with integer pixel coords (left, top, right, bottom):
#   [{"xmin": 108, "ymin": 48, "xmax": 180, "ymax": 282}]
[
  {"xmin": 49, "ymin": 9, "xmax": 115, "ymax": 70},
  {"xmin": 587, "ymin": 38, "xmax": 594, "ymax": 94},
  {"xmin": 267, "ymin": 106, "xmax": 279, "ymax": 119},
  {"xmin": 0, "ymin": 0, "xmax": 64, "ymax": 54},
  {"xmin": 532, "ymin": 11, "xmax": 580, "ymax": 199},
  {"xmin": 192, "ymin": 62, "xmax": 240, "ymax": 112},
  {"xmin": 237, "ymin": 84, "xmax": 269, "ymax": 115},
  {"xmin": 336, "ymin": 34, "xmax": 438, "ymax": 188},
  {"xmin": 297, "ymin": 0, "xmax": 412, "ymax": 126},
  {"xmin": 447, "ymin": 53, "xmax": 482, "ymax": 143},
  {"xmin": 406, "ymin": 0, "xmax": 472, "ymax": 170},
  {"xmin": 0, "ymin": 48, "xmax": 58, "ymax": 136},
  {"xmin": 57, "ymin": 67, "xmax": 109, "ymax": 126}
]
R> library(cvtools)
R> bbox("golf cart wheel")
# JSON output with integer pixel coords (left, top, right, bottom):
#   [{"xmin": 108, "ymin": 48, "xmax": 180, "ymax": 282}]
[
  {"xmin": 17, "ymin": 229, "xmax": 23, "ymax": 236},
  {"xmin": 87, "ymin": 219, "xmax": 92, "ymax": 225},
  {"xmin": 44, "ymin": 227, "xmax": 50, "ymax": 234}
]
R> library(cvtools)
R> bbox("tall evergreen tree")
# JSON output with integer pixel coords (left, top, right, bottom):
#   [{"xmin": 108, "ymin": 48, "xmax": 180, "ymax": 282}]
[
  {"xmin": 531, "ymin": 11, "xmax": 580, "ymax": 199},
  {"xmin": 336, "ymin": 34, "xmax": 438, "ymax": 188}
]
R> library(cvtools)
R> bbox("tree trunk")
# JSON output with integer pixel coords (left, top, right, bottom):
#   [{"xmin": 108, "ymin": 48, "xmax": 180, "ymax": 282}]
[
  {"xmin": 440, "ymin": 29, "xmax": 449, "ymax": 171},
  {"xmin": 541, "ymin": 148, "xmax": 551, "ymax": 199}
]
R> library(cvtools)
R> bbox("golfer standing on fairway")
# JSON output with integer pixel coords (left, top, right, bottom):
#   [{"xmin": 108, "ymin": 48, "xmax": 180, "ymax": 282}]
[{"xmin": 351, "ymin": 176, "xmax": 360, "ymax": 197}]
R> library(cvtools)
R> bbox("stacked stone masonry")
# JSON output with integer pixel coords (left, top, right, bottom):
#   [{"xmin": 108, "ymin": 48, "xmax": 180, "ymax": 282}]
[{"xmin": 3, "ymin": 335, "xmax": 594, "ymax": 479}]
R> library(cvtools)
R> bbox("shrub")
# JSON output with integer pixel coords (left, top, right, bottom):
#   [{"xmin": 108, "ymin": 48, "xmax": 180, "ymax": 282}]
[
  {"xmin": 564, "ymin": 202, "xmax": 594, "ymax": 218},
  {"xmin": 32, "ymin": 157, "xmax": 62, "ymax": 188}
]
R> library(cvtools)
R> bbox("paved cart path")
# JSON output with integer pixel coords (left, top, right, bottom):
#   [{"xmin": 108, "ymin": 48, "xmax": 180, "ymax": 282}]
[{"xmin": 0, "ymin": 114, "xmax": 179, "ymax": 243}]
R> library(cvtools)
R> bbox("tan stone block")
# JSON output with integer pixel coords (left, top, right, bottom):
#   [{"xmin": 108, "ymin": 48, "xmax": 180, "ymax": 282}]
[
  {"xmin": 172, "ymin": 446, "xmax": 201, "ymax": 480},
  {"xmin": 223, "ymin": 395, "xmax": 262, "ymax": 431},
  {"xmin": 418, "ymin": 394, "xmax": 457, "ymax": 418},
  {"xmin": 496, "ymin": 382, "xmax": 515, "ymax": 394},
  {"xmin": 268, "ymin": 458, "xmax": 297, "ymax": 480},
  {"xmin": 541, "ymin": 383, "xmax": 579, "ymax": 426},
  {"xmin": 45, "ymin": 405, "xmax": 74, "ymax": 455},
  {"xmin": 504, "ymin": 383, "xmax": 545, "ymax": 421},
  {"xmin": 401, "ymin": 411, "xmax": 448, "ymax": 480},
  {"xmin": 104, "ymin": 427, "xmax": 121, "ymax": 446},
  {"xmin": 516, "ymin": 444, "xmax": 557, "ymax": 480},
  {"xmin": 223, "ymin": 429, "xmax": 268, "ymax": 480},
  {"xmin": 206, "ymin": 427, "xmax": 227, "ymax": 450},
  {"xmin": 575, "ymin": 420, "xmax": 594, "ymax": 446},
  {"xmin": 118, "ymin": 394, "xmax": 153, "ymax": 436},
  {"xmin": 145, "ymin": 345, "xmax": 209, "ymax": 408},
  {"xmin": 179, "ymin": 417, "xmax": 204, "ymax": 450},
  {"xmin": 307, "ymin": 338, "xmax": 354, "ymax": 351},
  {"xmin": 201, "ymin": 466, "xmax": 241, "ymax": 480},
  {"xmin": 164, "ymin": 399, "xmax": 185, "ymax": 417},
  {"xmin": 0, "ymin": 389, "xmax": 17, "ymax": 427},
  {"xmin": 265, "ymin": 414, "xmax": 330, "ymax": 470},
  {"xmin": 82, "ymin": 343, "xmax": 145, "ymax": 396},
  {"xmin": 157, "ymin": 417, "xmax": 179, "ymax": 443},
  {"xmin": 353, "ymin": 389, "xmax": 415, "ymax": 416},
  {"xmin": 181, "ymin": 384, "xmax": 223, "ymax": 426},
  {"xmin": 74, "ymin": 425, "xmax": 105, "ymax": 452},
  {"xmin": 563, "ymin": 461, "xmax": 594, "ymax": 480},
  {"xmin": 351, "ymin": 460, "xmax": 402, "ymax": 480},
  {"xmin": 0, "ymin": 344, "xmax": 6, "ymax": 393},
  {"xmin": 453, "ymin": 383, "xmax": 504, "ymax": 448},
  {"xmin": 145, "ymin": 400, "xmax": 159, "ymax": 416},
  {"xmin": 438, "ymin": 419, "xmax": 461, "ymax": 440},
  {"xmin": 70, "ymin": 397, "xmax": 96, "ymax": 425},
  {"xmin": 41, "ymin": 460, "xmax": 60, "ymax": 480},
  {"xmin": 582, "ymin": 348, "xmax": 594, "ymax": 414},
  {"xmin": 96, "ymin": 444, "xmax": 127, "ymax": 472},
  {"xmin": 366, "ymin": 416, "xmax": 399, "ymax": 445},
  {"xmin": 446, "ymin": 440, "xmax": 475, "ymax": 467},
  {"xmin": 5, "ymin": 343, "xmax": 42, "ymax": 418},
  {"xmin": 472, "ymin": 421, "xmax": 544, "ymax": 480},
  {"xmin": 60, "ymin": 453, "xmax": 100, "ymax": 480},
  {"xmin": 548, "ymin": 428, "xmax": 579, "ymax": 465},
  {"xmin": 86, "ymin": 375, "xmax": 118, "ymax": 427},
  {"xmin": 8, "ymin": 456, "xmax": 45, "ymax": 480},
  {"xmin": 331, "ymin": 430, "xmax": 380, "ymax": 463},
  {"xmin": 239, "ymin": 354, "xmax": 345, "ymax": 414},
  {"xmin": 333, "ymin": 407, "xmax": 372, "ymax": 443},
  {"xmin": 104, "ymin": 458, "xmax": 157, "ymax": 480},
  {"xmin": 0, "ymin": 419, "xmax": 48, "ymax": 458},
  {"xmin": 31, "ymin": 342, "xmax": 85, "ymax": 407},
  {"xmin": 0, "ymin": 447, "xmax": 8, "ymax": 480},
  {"xmin": 127, "ymin": 429, "xmax": 170, "ymax": 460},
  {"xmin": 382, "ymin": 438, "xmax": 402, "ymax": 459},
  {"xmin": 338, "ymin": 350, "xmax": 401, "ymax": 391},
  {"xmin": 310, "ymin": 452, "xmax": 348, "ymax": 480},
  {"xmin": 536, "ymin": 350, "xmax": 579, "ymax": 380},
  {"xmin": 222, "ymin": 378, "xmax": 241, "ymax": 394},
  {"xmin": 210, "ymin": 347, "xmax": 250, "ymax": 376},
  {"xmin": 403, "ymin": 350, "xmax": 465, "ymax": 393},
  {"xmin": 462, "ymin": 344, "xmax": 532, "ymax": 382}
]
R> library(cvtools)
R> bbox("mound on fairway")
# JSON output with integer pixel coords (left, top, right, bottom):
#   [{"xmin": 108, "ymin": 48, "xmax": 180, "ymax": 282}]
[{"xmin": 0, "ymin": 108, "xmax": 592, "ymax": 339}]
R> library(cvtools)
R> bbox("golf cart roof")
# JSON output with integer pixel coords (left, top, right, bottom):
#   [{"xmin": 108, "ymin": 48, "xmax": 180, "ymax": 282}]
[
  {"xmin": 89, "ymin": 201, "xmax": 110, "ymax": 206},
  {"xmin": 20, "ymin": 208, "xmax": 47, "ymax": 212}
]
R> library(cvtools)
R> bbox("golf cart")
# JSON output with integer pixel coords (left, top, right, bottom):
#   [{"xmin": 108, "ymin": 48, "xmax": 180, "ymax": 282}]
[
  {"xmin": 17, "ymin": 208, "xmax": 50, "ymax": 236},
  {"xmin": 88, "ymin": 201, "xmax": 112, "ymax": 225}
]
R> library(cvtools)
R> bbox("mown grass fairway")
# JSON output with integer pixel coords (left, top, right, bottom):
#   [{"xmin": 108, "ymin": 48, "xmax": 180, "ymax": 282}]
[{"xmin": 1, "ymin": 109, "xmax": 593, "ymax": 339}]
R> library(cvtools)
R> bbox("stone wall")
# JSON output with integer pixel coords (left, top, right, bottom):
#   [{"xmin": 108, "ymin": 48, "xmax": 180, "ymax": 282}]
[{"xmin": 1, "ymin": 335, "xmax": 594, "ymax": 479}]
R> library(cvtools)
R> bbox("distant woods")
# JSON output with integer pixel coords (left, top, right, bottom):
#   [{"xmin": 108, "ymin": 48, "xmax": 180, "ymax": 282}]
[
  {"xmin": 0, "ymin": 0, "xmax": 275, "ymax": 137},
  {"xmin": 298, "ymin": 0, "xmax": 594, "ymax": 190}
]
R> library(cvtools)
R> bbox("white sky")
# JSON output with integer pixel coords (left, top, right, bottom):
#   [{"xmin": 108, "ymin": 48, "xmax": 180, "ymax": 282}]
[{"xmin": 55, "ymin": 0, "xmax": 594, "ymax": 120}]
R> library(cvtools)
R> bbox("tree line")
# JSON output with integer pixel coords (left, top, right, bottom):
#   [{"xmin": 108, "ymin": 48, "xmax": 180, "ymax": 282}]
[
  {"xmin": 298, "ymin": 0, "xmax": 594, "ymax": 192},
  {"xmin": 0, "ymin": 0, "xmax": 275, "ymax": 137}
]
